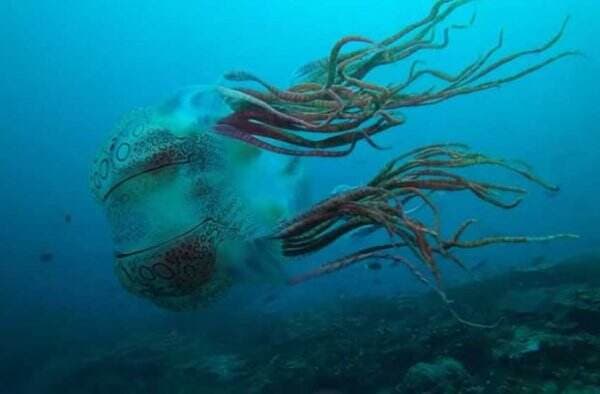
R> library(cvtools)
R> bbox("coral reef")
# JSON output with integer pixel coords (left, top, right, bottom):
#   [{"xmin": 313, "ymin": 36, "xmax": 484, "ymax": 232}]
[
  {"xmin": 16, "ymin": 254, "xmax": 600, "ymax": 393},
  {"xmin": 400, "ymin": 357, "xmax": 471, "ymax": 393}
]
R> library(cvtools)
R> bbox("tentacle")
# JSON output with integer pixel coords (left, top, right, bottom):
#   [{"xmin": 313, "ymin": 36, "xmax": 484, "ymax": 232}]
[
  {"xmin": 214, "ymin": 2, "xmax": 572, "ymax": 157},
  {"xmin": 276, "ymin": 144, "xmax": 577, "ymax": 290},
  {"xmin": 212, "ymin": 124, "xmax": 357, "ymax": 157}
]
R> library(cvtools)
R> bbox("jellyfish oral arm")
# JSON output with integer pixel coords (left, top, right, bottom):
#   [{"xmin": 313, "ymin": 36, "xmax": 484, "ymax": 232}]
[
  {"xmin": 273, "ymin": 144, "xmax": 578, "ymax": 287},
  {"xmin": 214, "ymin": 0, "xmax": 575, "ymax": 156},
  {"xmin": 212, "ymin": 123, "xmax": 356, "ymax": 157}
]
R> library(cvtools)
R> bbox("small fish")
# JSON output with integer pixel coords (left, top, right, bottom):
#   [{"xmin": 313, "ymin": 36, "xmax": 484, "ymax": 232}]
[
  {"xmin": 64, "ymin": 213, "xmax": 72, "ymax": 224},
  {"xmin": 39, "ymin": 252, "xmax": 54, "ymax": 263},
  {"xmin": 367, "ymin": 262, "xmax": 383, "ymax": 271}
]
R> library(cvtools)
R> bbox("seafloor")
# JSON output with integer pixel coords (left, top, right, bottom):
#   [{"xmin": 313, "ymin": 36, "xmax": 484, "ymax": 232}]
[{"xmin": 6, "ymin": 254, "xmax": 600, "ymax": 394}]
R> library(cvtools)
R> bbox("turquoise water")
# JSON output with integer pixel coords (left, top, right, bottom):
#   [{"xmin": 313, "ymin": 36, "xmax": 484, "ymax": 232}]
[{"xmin": 1, "ymin": 1, "xmax": 599, "ymax": 392}]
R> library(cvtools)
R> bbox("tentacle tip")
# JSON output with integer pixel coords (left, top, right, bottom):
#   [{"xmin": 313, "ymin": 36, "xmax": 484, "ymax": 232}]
[
  {"xmin": 372, "ymin": 144, "xmax": 393, "ymax": 151},
  {"xmin": 571, "ymin": 50, "xmax": 588, "ymax": 60},
  {"xmin": 469, "ymin": 11, "xmax": 477, "ymax": 26},
  {"xmin": 511, "ymin": 197, "xmax": 525, "ymax": 207},
  {"xmin": 548, "ymin": 185, "xmax": 560, "ymax": 192},
  {"xmin": 223, "ymin": 71, "xmax": 243, "ymax": 80}
]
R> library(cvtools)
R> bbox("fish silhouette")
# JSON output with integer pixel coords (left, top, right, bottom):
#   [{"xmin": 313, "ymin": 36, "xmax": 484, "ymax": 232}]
[{"xmin": 39, "ymin": 252, "xmax": 54, "ymax": 263}]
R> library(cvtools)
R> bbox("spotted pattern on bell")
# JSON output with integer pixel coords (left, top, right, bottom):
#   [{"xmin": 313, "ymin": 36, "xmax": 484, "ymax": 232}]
[
  {"xmin": 115, "ymin": 219, "xmax": 232, "ymax": 310},
  {"xmin": 90, "ymin": 108, "xmax": 223, "ymax": 203}
]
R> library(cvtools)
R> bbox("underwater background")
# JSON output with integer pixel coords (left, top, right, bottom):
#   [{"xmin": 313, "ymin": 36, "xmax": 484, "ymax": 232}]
[{"xmin": 1, "ymin": 0, "xmax": 599, "ymax": 393}]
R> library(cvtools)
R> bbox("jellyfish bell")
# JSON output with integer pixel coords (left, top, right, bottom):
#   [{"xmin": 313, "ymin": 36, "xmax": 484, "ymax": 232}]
[{"xmin": 90, "ymin": 86, "xmax": 307, "ymax": 310}]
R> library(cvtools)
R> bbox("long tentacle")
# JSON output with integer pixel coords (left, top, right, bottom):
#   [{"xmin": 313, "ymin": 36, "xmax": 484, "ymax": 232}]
[
  {"xmin": 213, "ymin": 0, "xmax": 573, "ymax": 157},
  {"xmin": 276, "ymin": 144, "xmax": 578, "ymax": 288}
]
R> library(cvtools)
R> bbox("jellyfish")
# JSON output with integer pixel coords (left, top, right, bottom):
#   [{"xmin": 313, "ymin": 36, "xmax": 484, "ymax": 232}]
[
  {"xmin": 90, "ymin": 86, "xmax": 308, "ymax": 310},
  {"xmin": 90, "ymin": 0, "xmax": 577, "ymax": 311}
]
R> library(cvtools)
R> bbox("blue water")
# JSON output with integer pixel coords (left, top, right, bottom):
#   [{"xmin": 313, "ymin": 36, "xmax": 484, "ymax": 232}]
[{"xmin": 1, "ymin": 0, "xmax": 599, "ymax": 392}]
